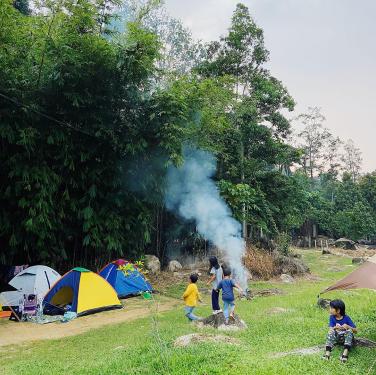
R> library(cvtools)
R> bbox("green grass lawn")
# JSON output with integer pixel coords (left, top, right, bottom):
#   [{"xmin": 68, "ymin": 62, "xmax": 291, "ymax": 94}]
[{"xmin": 1, "ymin": 250, "xmax": 375, "ymax": 375}]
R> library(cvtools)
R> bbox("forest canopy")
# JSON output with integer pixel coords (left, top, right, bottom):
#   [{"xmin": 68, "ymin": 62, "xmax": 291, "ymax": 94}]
[{"xmin": 0, "ymin": 0, "xmax": 374, "ymax": 269}]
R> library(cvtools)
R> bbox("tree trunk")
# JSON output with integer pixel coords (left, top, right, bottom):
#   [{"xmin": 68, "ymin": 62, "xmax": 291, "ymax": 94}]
[{"xmin": 240, "ymin": 142, "xmax": 247, "ymax": 238}]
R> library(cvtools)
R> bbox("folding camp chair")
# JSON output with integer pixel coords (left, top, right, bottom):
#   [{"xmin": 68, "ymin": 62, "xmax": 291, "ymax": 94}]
[{"xmin": 22, "ymin": 294, "xmax": 38, "ymax": 320}]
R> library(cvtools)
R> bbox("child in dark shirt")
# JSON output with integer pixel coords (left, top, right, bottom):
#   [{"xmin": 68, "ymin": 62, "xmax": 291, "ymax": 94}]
[
  {"xmin": 323, "ymin": 299, "xmax": 357, "ymax": 362},
  {"xmin": 216, "ymin": 268, "xmax": 243, "ymax": 324},
  {"xmin": 207, "ymin": 256, "xmax": 223, "ymax": 314}
]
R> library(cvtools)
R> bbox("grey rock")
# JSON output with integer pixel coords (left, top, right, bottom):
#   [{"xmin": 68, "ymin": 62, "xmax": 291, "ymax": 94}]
[
  {"xmin": 168, "ymin": 260, "xmax": 183, "ymax": 272},
  {"xmin": 352, "ymin": 257, "xmax": 366, "ymax": 265},
  {"xmin": 317, "ymin": 298, "xmax": 331, "ymax": 309},
  {"xmin": 280, "ymin": 274, "xmax": 294, "ymax": 283},
  {"xmin": 145, "ymin": 254, "xmax": 161, "ymax": 274}
]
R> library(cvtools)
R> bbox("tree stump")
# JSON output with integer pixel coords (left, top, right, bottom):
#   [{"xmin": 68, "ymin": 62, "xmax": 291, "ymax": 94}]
[{"xmin": 199, "ymin": 312, "xmax": 247, "ymax": 330}]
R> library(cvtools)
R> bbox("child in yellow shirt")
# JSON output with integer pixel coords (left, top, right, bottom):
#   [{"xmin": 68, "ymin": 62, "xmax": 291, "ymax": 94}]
[{"xmin": 182, "ymin": 273, "xmax": 202, "ymax": 321}]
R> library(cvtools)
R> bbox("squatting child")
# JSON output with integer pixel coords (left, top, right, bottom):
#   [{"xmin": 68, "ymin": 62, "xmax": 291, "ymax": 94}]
[
  {"xmin": 182, "ymin": 273, "xmax": 202, "ymax": 321},
  {"xmin": 216, "ymin": 268, "xmax": 243, "ymax": 324},
  {"xmin": 322, "ymin": 299, "xmax": 357, "ymax": 363}
]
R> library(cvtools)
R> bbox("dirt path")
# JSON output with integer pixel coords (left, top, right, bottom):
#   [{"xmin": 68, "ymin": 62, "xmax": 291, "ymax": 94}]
[{"xmin": 0, "ymin": 296, "xmax": 179, "ymax": 348}]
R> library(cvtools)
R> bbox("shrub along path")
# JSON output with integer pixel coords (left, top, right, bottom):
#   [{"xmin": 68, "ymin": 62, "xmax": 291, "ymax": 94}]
[{"xmin": 0, "ymin": 250, "xmax": 375, "ymax": 375}]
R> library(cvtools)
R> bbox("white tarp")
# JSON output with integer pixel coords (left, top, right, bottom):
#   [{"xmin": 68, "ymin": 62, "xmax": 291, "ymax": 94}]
[
  {"xmin": 0, "ymin": 265, "xmax": 61, "ymax": 306},
  {"xmin": 0, "ymin": 291, "xmax": 24, "ymax": 307}
]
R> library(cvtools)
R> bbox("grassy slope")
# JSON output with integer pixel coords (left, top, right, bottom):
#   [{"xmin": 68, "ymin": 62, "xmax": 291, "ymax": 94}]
[{"xmin": 1, "ymin": 250, "xmax": 375, "ymax": 375}]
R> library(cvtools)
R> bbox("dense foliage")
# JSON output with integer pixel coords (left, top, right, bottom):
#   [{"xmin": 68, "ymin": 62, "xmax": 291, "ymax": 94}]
[{"xmin": 1, "ymin": 1, "xmax": 375, "ymax": 269}]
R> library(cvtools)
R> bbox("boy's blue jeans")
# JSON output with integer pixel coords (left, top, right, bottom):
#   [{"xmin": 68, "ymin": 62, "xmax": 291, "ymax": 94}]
[
  {"xmin": 184, "ymin": 306, "xmax": 199, "ymax": 321},
  {"xmin": 223, "ymin": 300, "xmax": 235, "ymax": 321}
]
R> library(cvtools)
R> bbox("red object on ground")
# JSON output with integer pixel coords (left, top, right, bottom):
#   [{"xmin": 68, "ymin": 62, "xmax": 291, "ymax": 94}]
[{"xmin": 0, "ymin": 311, "xmax": 11, "ymax": 318}]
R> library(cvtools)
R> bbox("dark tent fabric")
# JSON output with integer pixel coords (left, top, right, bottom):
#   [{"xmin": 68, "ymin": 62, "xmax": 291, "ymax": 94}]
[
  {"xmin": 99, "ymin": 260, "xmax": 152, "ymax": 298},
  {"xmin": 322, "ymin": 254, "xmax": 376, "ymax": 293},
  {"xmin": 0, "ymin": 265, "xmax": 28, "ymax": 291}
]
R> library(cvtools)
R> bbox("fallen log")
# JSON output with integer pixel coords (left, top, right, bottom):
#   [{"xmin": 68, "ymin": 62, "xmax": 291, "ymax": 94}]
[
  {"xmin": 354, "ymin": 337, "xmax": 376, "ymax": 348},
  {"xmin": 249, "ymin": 288, "xmax": 285, "ymax": 298}
]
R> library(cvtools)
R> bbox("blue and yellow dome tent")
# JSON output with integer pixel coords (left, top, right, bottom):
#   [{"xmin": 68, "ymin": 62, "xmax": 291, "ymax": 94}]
[
  {"xmin": 43, "ymin": 267, "xmax": 121, "ymax": 316},
  {"xmin": 99, "ymin": 260, "xmax": 152, "ymax": 298}
]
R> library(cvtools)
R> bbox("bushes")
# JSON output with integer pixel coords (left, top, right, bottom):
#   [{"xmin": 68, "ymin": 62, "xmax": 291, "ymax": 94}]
[
  {"xmin": 244, "ymin": 246, "xmax": 277, "ymax": 279},
  {"xmin": 244, "ymin": 245, "xmax": 309, "ymax": 280},
  {"xmin": 275, "ymin": 232, "xmax": 292, "ymax": 256}
]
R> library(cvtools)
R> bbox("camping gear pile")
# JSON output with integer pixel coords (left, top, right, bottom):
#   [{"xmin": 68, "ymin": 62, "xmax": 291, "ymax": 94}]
[
  {"xmin": 0, "ymin": 259, "xmax": 153, "ymax": 323},
  {"xmin": 0, "ymin": 265, "xmax": 61, "ymax": 321}
]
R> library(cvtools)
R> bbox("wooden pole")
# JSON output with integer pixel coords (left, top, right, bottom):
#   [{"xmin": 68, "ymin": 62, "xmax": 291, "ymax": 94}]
[{"xmin": 8, "ymin": 305, "xmax": 21, "ymax": 322}]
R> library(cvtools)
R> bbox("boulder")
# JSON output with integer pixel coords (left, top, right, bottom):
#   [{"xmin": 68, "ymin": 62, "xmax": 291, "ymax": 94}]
[
  {"xmin": 168, "ymin": 260, "xmax": 182, "ymax": 272},
  {"xmin": 352, "ymin": 257, "xmax": 366, "ymax": 265},
  {"xmin": 358, "ymin": 239, "xmax": 371, "ymax": 245},
  {"xmin": 274, "ymin": 255, "xmax": 309, "ymax": 275},
  {"xmin": 317, "ymin": 298, "xmax": 331, "ymax": 309},
  {"xmin": 280, "ymin": 274, "xmax": 294, "ymax": 283},
  {"xmin": 145, "ymin": 255, "xmax": 161, "ymax": 274},
  {"xmin": 335, "ymin": 238, "xmax": 357, "ymax": 250}
]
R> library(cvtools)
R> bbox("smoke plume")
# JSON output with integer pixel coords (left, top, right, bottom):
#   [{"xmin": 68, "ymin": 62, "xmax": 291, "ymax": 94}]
[{"xmin": 165, "ymin": 147, "xmax": 248, "ymax": 289}]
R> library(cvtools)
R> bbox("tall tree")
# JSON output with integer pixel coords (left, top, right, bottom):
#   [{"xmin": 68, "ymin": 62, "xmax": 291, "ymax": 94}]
[
  {"xmin": 323, "ymin": 135, "xmax": 343, "ymax": 178},
  {"xmin": 341, "ymin": 139, "xmax": 362, "ymax": 182},
  {"xmin": 114, "ymin": 0, "xmax": 205, "ymax": 83},
  {"xmin": 195, "ymin": 3, "xmax": 296, "ymax": 238},
  {"xmin": 296, "ymin": 107, "xmax": 331, "ymax": 180}
]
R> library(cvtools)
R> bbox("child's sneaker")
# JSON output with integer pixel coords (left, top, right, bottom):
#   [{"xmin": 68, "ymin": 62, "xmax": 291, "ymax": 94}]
[
  {"xmin": 340, "ymin": 354, "xmax": 348, "ymax": 363},
  {"xmin": 213, "ymin": 309, "xmax": 222, "ymax": 315}
]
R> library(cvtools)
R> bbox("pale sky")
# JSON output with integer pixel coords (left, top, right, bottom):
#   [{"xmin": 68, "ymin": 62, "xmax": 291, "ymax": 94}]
[{"xmin": 165, "ymin": 0, "xmax": 376, "ymax": 172}]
